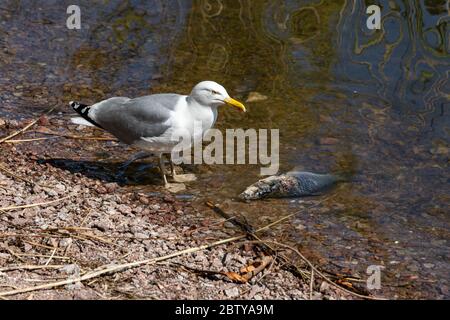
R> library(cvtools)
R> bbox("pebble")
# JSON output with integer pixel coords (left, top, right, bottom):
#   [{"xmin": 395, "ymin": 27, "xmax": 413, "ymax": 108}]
[
  {"xmin": 104, "ymin": 183, "xmax": 118, "ymax": 193},
  {"xmin": 117, "ymin": 204, "xmax": 132, "ymax": 215},
  {"xmin": 407, "ymin": 264, "xmax": 419, "ymax": 272},
  {"xmin": 139, "ymin": 196, "xmax": 149, "ymax": 205},
  {"xmin": 319, "ymin": 281, "xmax": 330, "ymax": 292},
  {"xmin": 224, "ymin": 287, "xmax": 239, "ymax": 298},
  {"xmin": 59, "ymin": 238, "xmax": 73, "ymax": 248},
  {"xmin": 61, "ymin": 264, "xmax": 80, "ymax": 275},
  {"xmin": 223, "ymin": 221, "xmax": 235, "ymax": 229}
]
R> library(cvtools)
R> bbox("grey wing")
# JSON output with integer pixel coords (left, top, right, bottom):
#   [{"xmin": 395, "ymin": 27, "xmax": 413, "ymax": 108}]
[{"xmin": 90, "ymin": 94, "xmax": 182, "ymax": 145}]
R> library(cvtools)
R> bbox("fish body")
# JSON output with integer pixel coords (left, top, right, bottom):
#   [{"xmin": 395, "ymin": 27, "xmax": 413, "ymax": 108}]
[{"xmin": 239, "ymin": 171, "xmax": 343, "ymax": 200}]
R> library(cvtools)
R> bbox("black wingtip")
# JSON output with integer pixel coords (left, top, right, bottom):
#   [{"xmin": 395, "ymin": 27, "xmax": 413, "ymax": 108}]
[{"xmin": 69, "ymin": 101, "xmax": 78, "ymax": 109}]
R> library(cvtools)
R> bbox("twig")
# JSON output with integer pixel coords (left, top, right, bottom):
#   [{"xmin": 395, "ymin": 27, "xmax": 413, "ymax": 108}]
[
  {"xmin": 246, "ymin": 240, "xmax": 386, "ymax": 300},
  {"xmin": 23, "ymin": 240, "xmax": 63, "ymax": 251},
  {"xmin": 309, "ymin": 269, "xmax": 314, "ymax": 300},
  {"xmin": 15, "ymin": 253, "xmax": 71, "ymax": 260},
  {"xmin": 4, "ymin": 247, "xmax": 26, "ymax": 263},
  {"xmin": 0, "ymin": 196, "xmax": 70, "ymax": 212},
  {"xmin": 4, "ymin": 137, "xmax": 58, "ymax": 143},
  {"xmin": 33, "ymin": 130, "xmax": 117, "ymax": 141},
  {"xmin": 206, "ymin": 201, "xmax": 385, "ymax": 300},
  {"xmin": 0, "ymin": 215, "xmax": 290, "ymax": 297},
  {"xmin": 0, "ymin": 106, "xmax": 56, "ymax": 144},
  {"xmin": 0, "ymin": 265, "xmax": 64, "ymax": 272},
  {"xmin": 44, "ymin": 248, "xmax": 57, "ymax": 266}
]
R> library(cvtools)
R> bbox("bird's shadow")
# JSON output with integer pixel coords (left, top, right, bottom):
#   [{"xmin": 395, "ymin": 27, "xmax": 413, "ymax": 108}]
[{"xmin": 39, "ymin": 158, "xmax": 162, "ymax": 186}]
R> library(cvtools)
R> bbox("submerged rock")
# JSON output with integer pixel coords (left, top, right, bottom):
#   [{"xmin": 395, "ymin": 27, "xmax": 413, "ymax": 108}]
[{"xmin": 239, "ymin": 171, "xmax": 346, "ymax": 200}]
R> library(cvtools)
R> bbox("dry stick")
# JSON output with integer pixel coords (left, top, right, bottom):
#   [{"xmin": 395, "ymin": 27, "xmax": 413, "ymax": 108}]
[
  {"xmin": 309, "ymin": 269, "xmax": 314, "ymax": 300},
  {"xmin": 0, "ymin": 265, "xmax": 64, "ymax": 272},
  {"xmin": 0, "ymin": 106, "xmax": 56, "ymax": 144},
  {"xmin": 44, "ymin": 248, "xmax": 57, "ymax": 266},
  {"xmin": 23, "ymin": 240, "xmax": 63, "ymax": 251},
  {"xmin": 4, "ymin": 137, "xmax": 58, "ymax": 143},
  {"xmin": 206, "ymin": 201, "xmax": 383, "ymax": 300},
  {"xmin": 0, "ymin": 215, "xmax": 291, "ymax": 297},
  {"xmin": 0, "ymin": 196, "xmax": 70, "ymax": 212},
  {"xmin": 16, "ymin": 253, "xmax": 71, "ymax": 260},
  {"xmin": 33, "ymin": 131, "xmax": 117, "ymax": 141},
  {"xmin": 247, "ymin": 240, "xmax": 386, "ymax": 300}
]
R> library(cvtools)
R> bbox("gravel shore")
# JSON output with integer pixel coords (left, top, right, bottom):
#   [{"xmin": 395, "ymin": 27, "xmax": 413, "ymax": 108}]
[{"xmin": 0, "ymin": 116, "xmax": 349, "ymax": 300}]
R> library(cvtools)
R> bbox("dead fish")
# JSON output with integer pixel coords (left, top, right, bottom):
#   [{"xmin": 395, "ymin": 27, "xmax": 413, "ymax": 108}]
[{"xmin": 239, "ymin": 171, "xmax": 346, "ymax": 200}]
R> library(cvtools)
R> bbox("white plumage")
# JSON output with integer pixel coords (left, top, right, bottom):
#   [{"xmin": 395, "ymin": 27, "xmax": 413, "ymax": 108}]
[{"xmin": 70, "ymin": 81, "xmax": 246, "ymax": 187}]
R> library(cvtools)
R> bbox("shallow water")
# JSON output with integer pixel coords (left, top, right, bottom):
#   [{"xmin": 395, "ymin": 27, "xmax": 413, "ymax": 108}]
[{"xmin": 0, "ymin": 1, "xmax": 449, "ymax": 298}]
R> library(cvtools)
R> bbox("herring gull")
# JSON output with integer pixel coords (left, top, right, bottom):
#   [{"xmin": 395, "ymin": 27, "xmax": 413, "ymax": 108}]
[{"xmin": 69, "ymin": 81, "xmax": 246, "ymax": 187}]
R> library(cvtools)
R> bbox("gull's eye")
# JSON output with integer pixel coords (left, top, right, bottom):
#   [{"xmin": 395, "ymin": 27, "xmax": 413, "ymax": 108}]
[{"xmin": 211, "ymin": 90, "xmax": 220, "ymax": 95}]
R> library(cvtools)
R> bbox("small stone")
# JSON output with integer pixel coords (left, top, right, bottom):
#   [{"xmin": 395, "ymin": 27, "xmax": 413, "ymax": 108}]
[
  {"xmin": 46, "ymin": 189, "xmax": 58, "ymax": 197},
  {"xmin": 407, "ymin": 264, "xmax": 419, "ymax": 272},
  {"xmin": 163, "ymin": 195, "xmax": 175, "ymax": 203},
  {"xmin": 96, "ymin": 186, "xmax": 107, "ymax": 194},
  {"xmin": 319, "ymin": 281, "xmax": 330, "ymax": 292},
  {"xmin": 66, "ymin": 281, "xmax": 84, "ymax": 290},
  {"xmin": 150, "ymin": 204, "xmax": 160, "ymax": 211},
  {"xmin": 224, "ymin": 287, "xmax": 239, "ymax": 298},
  {"xmin": 57, "ymin": 211, "xmax": 69, "ymax": 221},
  {"xmin": 117, "ymin": 204, "xmax": 132, "ymax": 215},
  {"xmin": 54, "ymin": 183, "xmax": 66, "ymax": 193},
  {"xmin": 38, "ymin": 115, "xmax": 49, "ymax": 126},
  {"xmin": 104, "ymin": 183, "xmax": 118, "ymax": 193},
  {"xmin": 59, "ymin": 238, "xmax": 72, "ymax": 248},
  {"xmin": 223, "ymin": 221, "xmax": 235, "ymax": 228},
  {"xmin": 423, "ymin": 263, "xmax": 434, "ymax": 269},
  {"xmin": 61, "ymin": 264, "xmax": 80, "ymax": 275},
  {"xmin": 134, "ymin": 232, "xmax": 149, "ymax": 239},
  {"xmin": 24, "ymin": 243, "xmax": 33, "ymax": 252},
  {"xmin": 139, "ymin": 196, "xmax": 149, "ymax": 205}
]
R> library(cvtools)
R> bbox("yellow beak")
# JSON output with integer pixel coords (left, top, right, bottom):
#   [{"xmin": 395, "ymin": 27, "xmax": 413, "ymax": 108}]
[{"xmin": 224, "ymin": 97, "xmax": 246, "ymax": 112}]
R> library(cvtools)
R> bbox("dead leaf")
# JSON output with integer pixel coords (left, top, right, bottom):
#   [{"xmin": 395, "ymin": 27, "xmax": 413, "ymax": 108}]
[
  {"xmin": 224, "ymin": 272, "xmax": 247, "ymax": 283},
  {"xmin": 240, "ymin": 265, "xmax": 256, "ymax": 274}
]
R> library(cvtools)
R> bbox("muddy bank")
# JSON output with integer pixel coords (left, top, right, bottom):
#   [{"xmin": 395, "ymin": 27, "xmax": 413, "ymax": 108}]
[{"xmin": 0, "ymin": 115, "xmax": 355, "ymax": 300}]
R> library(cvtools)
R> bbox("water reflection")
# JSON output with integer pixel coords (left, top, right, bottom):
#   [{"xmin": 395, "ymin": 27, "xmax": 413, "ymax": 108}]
[{"xmin": 0, "ymin": 0, "xmax": 448, "ymax": 298}]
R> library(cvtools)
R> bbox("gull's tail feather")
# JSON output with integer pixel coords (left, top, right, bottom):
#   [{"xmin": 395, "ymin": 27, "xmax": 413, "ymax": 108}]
[
  {"xmin": 69, "ymin": 101, "xmax": 103, "ymax": 129},
  {"xmin": 70, "ymin": 117, "xmax": 95, "ymax": 127}
]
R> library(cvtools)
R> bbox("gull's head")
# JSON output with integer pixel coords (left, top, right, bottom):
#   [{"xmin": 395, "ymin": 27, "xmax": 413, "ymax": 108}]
[{"xmin": 189, "ymin": 81, "xmax": 246, "ymax": 112}]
